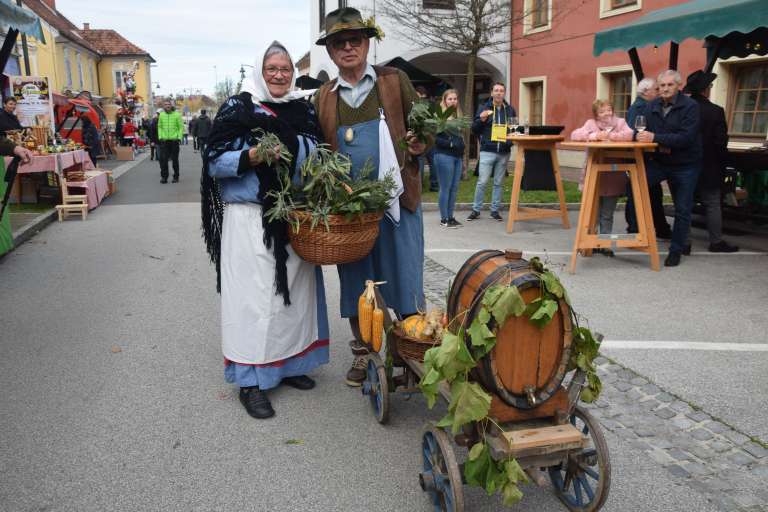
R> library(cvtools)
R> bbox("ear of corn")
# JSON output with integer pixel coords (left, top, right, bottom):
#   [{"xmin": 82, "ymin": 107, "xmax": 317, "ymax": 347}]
[
  {"xmin": 360, "ymin": 302, "xmax": 373, "ymax": 343},
  {"xmin": 371, "ymin": 308, "xmax": 384, "ymax": 352}
]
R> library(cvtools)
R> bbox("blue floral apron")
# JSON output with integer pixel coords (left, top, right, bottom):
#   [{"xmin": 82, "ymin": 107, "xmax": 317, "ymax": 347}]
[{"xmin": 336, "ymin": 119, "xmax": 425, "ymax": 318}]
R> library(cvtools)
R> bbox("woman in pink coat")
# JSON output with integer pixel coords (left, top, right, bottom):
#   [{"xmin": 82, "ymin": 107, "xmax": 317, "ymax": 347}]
[{"xmin": 571, "ymin": 100, "xmax": 634, "ymax": 255}]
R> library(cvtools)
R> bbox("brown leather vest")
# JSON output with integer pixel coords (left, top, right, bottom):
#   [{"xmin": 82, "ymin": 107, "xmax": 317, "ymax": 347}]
[{"xmin": 316, "ymin": 65, "xmax": 421, "ymax": 212}]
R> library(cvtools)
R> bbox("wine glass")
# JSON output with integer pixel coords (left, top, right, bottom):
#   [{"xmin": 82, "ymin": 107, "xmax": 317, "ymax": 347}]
[
  {"xmin": 508, "ymin": 116, "xmax": 519, "ymax": 135},
  {"xmin": 635, "ymin": 115, "xmax": 647, "ymax": 133},
  {"xmin": 522, "ymin": 117, "xmax": 530, "ymax": 135}
]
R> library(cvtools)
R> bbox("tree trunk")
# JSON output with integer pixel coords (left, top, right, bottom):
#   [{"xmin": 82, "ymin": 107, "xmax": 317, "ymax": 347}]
[{"xmin": 462, "ymin": 53, "xmax": 477, "ymax": 179}]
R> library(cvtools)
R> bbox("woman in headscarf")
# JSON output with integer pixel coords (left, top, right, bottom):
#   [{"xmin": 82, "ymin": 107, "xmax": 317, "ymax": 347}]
[{"xmin": 202, "ymin": 42, "xmax": 327, "ymax": 420}]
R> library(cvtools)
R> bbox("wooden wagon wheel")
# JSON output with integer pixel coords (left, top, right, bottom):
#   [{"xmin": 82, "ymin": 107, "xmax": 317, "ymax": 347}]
[
  {"xmin": 419, "ymin": 425, "xmax": 465, "ymax": 512},
  {"xmin": 361, "ymin": 354, "xmax": 389, "ymax": 424},
  {"xmin": 548, "ymin": 406, "xmax": 611, "ymax": 511}
]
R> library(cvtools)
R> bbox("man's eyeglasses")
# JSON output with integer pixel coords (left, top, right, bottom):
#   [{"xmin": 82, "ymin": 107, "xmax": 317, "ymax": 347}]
[
  {"xmin": 329, "ymin": 35, "xmax": 364, "ymax": 50},
  {"xmin": 264, "ymin": 67, "xmax": 293, "ymax": 77}
]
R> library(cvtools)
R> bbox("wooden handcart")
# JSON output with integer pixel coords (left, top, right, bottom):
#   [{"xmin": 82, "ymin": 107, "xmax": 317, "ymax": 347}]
[{"xmin": 360, "ymin": 249, "xmax": 611, "ymax": 512}]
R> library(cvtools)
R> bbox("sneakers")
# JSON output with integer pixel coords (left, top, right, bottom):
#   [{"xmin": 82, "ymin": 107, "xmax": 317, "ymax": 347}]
[
  {"xmin": 709, "ymin": 240, "xmax": 739, "ymax": 253},
  {"xmin": 447, "ymin": 218, "xmax": 462, "ymax": 228},
  {"xmin": 239, "ymin": 387, "xmax": 275, "ymax": 419},
  {"xmin": 664, "ymin": 251, "xmax": 682, "ymax": 267},
  {"xmin": 466, "ymin": 210, "xmax": 480, "ymax": 221},
  {"xmin": 440, "ymin": 218, "xmax": 449, "ymax": 227},
  {"xmin": 281, "ymin": 375, "xmax": 316, "ymax": 390},
  {"xmin": 490, "ymin": 211, "xmax": 503, "ymax": 222},
  {"xmin": 346, "ymin": 355, "xmax": 368, "ymax": 387}
]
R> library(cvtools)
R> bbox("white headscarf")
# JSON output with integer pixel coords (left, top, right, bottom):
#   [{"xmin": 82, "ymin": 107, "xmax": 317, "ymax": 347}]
[{"xmin": 242, "ymin": 41, "xmax": 316, "ymax": 103}]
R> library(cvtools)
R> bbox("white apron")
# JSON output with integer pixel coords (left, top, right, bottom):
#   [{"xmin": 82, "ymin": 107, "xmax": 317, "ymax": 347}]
[{"xmin": 220, "ymin": 203, "xmax": 318, "ymax": 364}]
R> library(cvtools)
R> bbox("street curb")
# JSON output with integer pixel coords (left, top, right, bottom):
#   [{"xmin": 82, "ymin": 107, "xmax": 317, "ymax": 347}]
[
  {"xmin": 421, "ymin": 202, "xmax": 627, "ymax": 212},
  {"xmin": 9, "ymin": 154, "xmax": 149, "ymax": 250}
]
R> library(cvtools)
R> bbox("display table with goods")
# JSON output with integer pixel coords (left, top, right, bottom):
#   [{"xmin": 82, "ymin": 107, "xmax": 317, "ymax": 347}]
[
  {"xmin": 560, "ymin": 141, "xmax": 659, "ymax": 273},
  {"xmin": 357, "ymin": 250, "xmax": 609, "ymax": 512},
  {"xmin": 4, "ymin": 148, "xmax": 94, "ymax": 204},
  {"xmin": 505, "ymin": 134, "xmax": 570, "ymax": 234},
  {"xmin": 64, "ymin": 170, "xmax": 110, "ymax": 210}
]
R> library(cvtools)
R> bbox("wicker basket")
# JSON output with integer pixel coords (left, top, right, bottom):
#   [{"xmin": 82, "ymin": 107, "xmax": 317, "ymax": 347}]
[
  {"xmin": 393, "ymin": 327, "xmax": 442, "ymax": 362},
  {"xmin": 288, "ymin": 210, "xmax": 383, "ymax": 265}
]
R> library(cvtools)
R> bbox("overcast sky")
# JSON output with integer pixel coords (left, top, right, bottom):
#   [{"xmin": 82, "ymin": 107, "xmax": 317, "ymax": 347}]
[{"xmin": 57, "ymin": 0, "xmax": 312, "ymax": 97}]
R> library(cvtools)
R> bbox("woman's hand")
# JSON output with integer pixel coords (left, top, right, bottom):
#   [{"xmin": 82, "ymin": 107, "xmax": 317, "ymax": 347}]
[
  {"xmin": 406, "ymin": 131, "xmax": 426, "ymax": 156},
  {"xmin": 248, "ymin": 144, "xmax": 283, "ymax": 166},
  {"xmin": 596, "ymin": 130, "xmax": 610, "ymax": 141}
]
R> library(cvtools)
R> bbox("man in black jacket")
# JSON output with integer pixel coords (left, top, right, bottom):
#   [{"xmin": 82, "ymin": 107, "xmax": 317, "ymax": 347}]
[
  {"xmin": 683, "ymin": 70, "xmax": 739, "ymax": 253},
  {"xmin": 0, "ymin": 97, "xmax": 23, "ymax": 136},
  {"xmin": 636, "ymin": 70, "xmax": 702, "ymax": 267},
  {"xmin": 195, "ymin": 110, "xmax": 212, "ymax": 154}
]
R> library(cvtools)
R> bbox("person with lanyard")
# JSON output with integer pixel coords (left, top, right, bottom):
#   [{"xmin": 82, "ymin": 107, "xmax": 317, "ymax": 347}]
[
  {"xmin": 202, "ymin": 41, "xmax": 329, "ymax": 420},
  {"xmin": 313, "ymin": 7, "xmax": 427, "ymax": 387},
  {"xmin": 0, "ymin": 97, "xmax": 23, "ymax": 136},
  {"xmin": 467, "ymin": 83, "xmax": 516, "ymax": 222}
]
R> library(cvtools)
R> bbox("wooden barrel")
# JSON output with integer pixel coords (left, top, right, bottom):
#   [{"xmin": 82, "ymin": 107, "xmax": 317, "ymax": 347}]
[{"xmin": 447, "ymin": 249, "xmax": 573, "ymax": 409}]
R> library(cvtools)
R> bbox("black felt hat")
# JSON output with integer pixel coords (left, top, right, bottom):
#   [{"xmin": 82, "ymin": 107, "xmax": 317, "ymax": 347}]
[
  {"xmin": 315, "ymin": 7, "xmax": 379, "ymax": 46},
  {"xmin": 684, "ymin": 70, "xmax": 718, "ymax": 95}
]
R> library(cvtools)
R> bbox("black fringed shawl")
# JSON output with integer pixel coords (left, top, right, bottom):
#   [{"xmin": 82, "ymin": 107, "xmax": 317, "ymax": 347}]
[{"xmin": 201, "ymin": 91, "xmax": 320, "ymax": 304}]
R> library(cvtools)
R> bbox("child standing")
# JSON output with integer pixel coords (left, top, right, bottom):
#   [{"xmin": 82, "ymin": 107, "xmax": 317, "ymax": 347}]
[{"xmin": 570, "ymin": 100, "xmax": 633, "ymax": 254}]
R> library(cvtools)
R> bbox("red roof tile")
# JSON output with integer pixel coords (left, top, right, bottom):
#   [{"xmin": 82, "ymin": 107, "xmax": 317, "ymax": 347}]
[{"xmin": 77, "ymin": 29, "xmax": 155, "ymax": 61}]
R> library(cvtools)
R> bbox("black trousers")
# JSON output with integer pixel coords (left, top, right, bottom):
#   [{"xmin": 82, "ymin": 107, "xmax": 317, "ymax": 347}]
[
  {"xmin": 625, "ymin": 182, "xmax": 671, "ymax": 234},
  {"xmin": 158, "ymin": 140, "xmax": 180, "ymax": 179},
  {"xmin": 198, "ymin": 137, "xmax": 207, "ymax": 155},
  {"xmin": 193, "ymin": 137, "xmax": 198, "ymax": 150}
]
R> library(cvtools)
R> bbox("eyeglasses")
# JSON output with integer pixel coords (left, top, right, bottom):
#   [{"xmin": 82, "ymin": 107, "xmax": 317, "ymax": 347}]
[
  {"xmin": 329, "ymin": 35, "xmax": 364, "ymax": 50},
  {"xmin": 264, "ymin": 66, "xmax": 293, "ymax": 77}
]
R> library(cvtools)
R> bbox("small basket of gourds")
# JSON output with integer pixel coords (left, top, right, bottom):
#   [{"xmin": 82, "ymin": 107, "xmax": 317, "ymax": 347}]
[{"xmin": 393, "ymin": 308, "xmax": 446, "ymax": 362}]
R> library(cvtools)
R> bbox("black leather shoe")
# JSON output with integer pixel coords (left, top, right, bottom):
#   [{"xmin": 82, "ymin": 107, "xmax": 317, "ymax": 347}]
[
  {"xmin": 160, "ymin": 178, "xmax": 168, "ymax": 184},
  {"xmin": 709, "ymin": 240, "xmax": 739, "ymax": 253},
  {"xmin": 682, "ymin": 243, "xmax": 692, "ymax": 256},
  {"xmin": 239, "ymin": 387, "xmax": 275, "ymax": 419},
  {"xmin": 656, "ymin": 228, "xmax": 673, "ymax": 240},
  {"xmin": 664, "ymin": 251, "xmax": 682, "ymax": 267},
  {"xmin": 281, "ymin": 375, "xmax": 316, "ymax": 390},
  {"xmin": 172, "ymin": 177, "xmax": 179, "ymax": 183}
]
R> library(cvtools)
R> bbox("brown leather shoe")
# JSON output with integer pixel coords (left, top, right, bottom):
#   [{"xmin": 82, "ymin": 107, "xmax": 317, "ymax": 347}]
[{"xmin": 346, "ymin": 355, "xmax": 368, "ymax": 387}]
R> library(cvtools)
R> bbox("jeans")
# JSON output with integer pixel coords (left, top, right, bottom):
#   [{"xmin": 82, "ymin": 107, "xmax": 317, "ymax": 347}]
[
  {"xmin": 158, "ymin": 140, "xmax": 180, "ymax": 179},
  {"xmin": 427, "ymin": 148, "xmax": 438, "ymax": 190},
  {"xmin": 434, "ymin": 153, "xmax": 462, "ymax": 220},
  {"xmin": 645, "ymin": 162, "xmax": 700, "ymax": 253},
  {"xmin": 598, "ymin": 196, "xmax": 619, "ymax": 234},
  {"xmin": 472, "ymin": 151, "xmax": 510, "ymax": 213}
]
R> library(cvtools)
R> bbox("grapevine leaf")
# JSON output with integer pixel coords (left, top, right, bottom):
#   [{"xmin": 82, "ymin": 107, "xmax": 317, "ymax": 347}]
[
  {"xmin": 447, "ymin": 380, "xmax": 492, "ymax": 433},
  {"xmin": 491, "ymin": 286, "xmax": 526, "ymax": 325},
  {"xmin": 540, "ymin": 271, "xmax": 564, "ymax": 299},
  {"xmin": 418, "ymin": 367, "xmax": 442, "ymax": 409},
  {"xmin": 528, "ymin": 299, "xmax": 558, "ymax": 328},
  {"xmin": 580, "ymin": 387, "xmax": 595, "ymax": 403},
  {"xmin": 464, "ymin": 442, "xmax": 492, "ymax": 487},
  {"xmin": 501, "ymin": 482, "xmax": 524, "ymax": 506},
  {"xmin": 468, "ymin": 442, "xmax": 485, "ymax": 461},
  {"xmin": 467, "ymin": 317, "xmax": 495, "ymax": 351},
  {"xmin": 478, "ymin": 306, "xmax": 491, "ymax": 325},
  {"xmin": 481, "ymin": 285, "xmax": 505, "ymax": 309},
  {"xmin": 504, "ymin": 459, "xmax": 529, "ymax": 485},
  {"xmin": 436, "ymin": 412, "xmax": 454, "ymax": 428}
]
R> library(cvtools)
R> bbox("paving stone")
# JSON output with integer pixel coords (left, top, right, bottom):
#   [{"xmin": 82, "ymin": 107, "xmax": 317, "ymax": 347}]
[
  {"xmin": 655, "ymin": 407, "xmax": 677, "ymax": 420},
  {"xmin": 723, "ymin": 430, "xmax": 751, "ymax": 446},
  {"xmin": 688, "ymin": 445, "xmax": 716, "ymax": 461},
  {"xmin": 600, "ymin": 373, "xmax": 618, "ymax": 384},
  {"xmin": 666, "ymin": 463, "xmax": 691, "ymax": 479},
  {"xmin": 691, "ymin": 429, "xmax": 716, "ymax": 441},
  {"xmin": 743, "ymin": 443, "xmax": 768, "ymax": 459},
  {"xmin": 703, "ymin": 477, "xmax": 735, "ymax": 492},
  {"xmin": 670, "ymin": 400, "xmax": 694, "ymax": 414},
  {"xmin": 634, "ymin": 427, "xmax": 657, "ymax": 438},
  {"xmin": 653, "ymin": 438, "xmax": 675, "ymax": 449},
  {"xmin": 686, "ymin": 410, "xmax": 711, "ymax": 423},
  {"xmin": 710, "ymin": 495, "xmax": 744, "ymax": 512},
  {"xmin": 630, "ymin": 376, "xmax": 648, "ymax": 386},
  {"xmin": 626, "ymin": 388, "xmax": 644, "ymax": 401},
  {"xmin": 605, "ymin": 363, "xmax": 621, "ymax": 372},
  {"xmin": 640, "ymin": 383, "xmax": 661, "ymax": 395},
  {"xmin": 618, "ymin": 415, "xmax": 637, "ymax": 428},
  {"xmin": 705, "ymin": 421, "xmax": 730, "ymax": 434},
  {"xmin": 733, "ymin": 493, "xmax": 765, "ymax": 508},
  {"xmin": 685, "ymin": 462, "xmax": 713, "ymax": 476},
  {"xmin": 614, "ymin": 427, "xmax": 636, "ymax": 440},
  {"xmin": 613, "ymin": 381, "xmax": 632, "ymax": 392},
  {"xmin": 599, "ymin": 418, "xmax": 622, "ymax": 431},
  {"xmin": 750, "ymin": 465, "xmax": 768, "ymax": 478},
  {"xmin": 728, "ymin": 450, "xmax": 757, "ymax": 466},
  {"xmin": 667, "ymin": 448, "xmax": 694, "ymax": 461},
  {"xmin": 656, "ymin": 392, "xmax": 675, "ymax": 403},
  {"xmin": 602, "ymin": 408, "xmax": 623, "ymax": 419},
  {"xmin": 711, "ymin": 441, "xmax": 733, "ymax": 453},
  {"xmin": 593, "ymin": 399, "xmax": 610, "ymax": 408},
  {"xmin": 594, "ymin": 356, "xmax": 609, "ymax": 366},
  {"xmin": 672, "ymin": 417, "xmax": 695, "ymax": 430},
  {"xmin": 617, "ymin": 368, "xmax": 635, "ymax": 380}
]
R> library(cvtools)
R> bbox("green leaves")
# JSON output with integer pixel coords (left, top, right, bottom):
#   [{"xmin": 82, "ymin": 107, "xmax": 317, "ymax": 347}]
[
  {"xmin": 489, "ymin": 287, "xmax": 527, "ymax": 325},
  {"xmin": 525, "ymin": 298, "xmax": 559, "ymax": 329},
  {"xmin": 438, "ymin": 379, "xmax": 492, "ymax": 434},
  {"xmin": 569, "ymin": 327, "xmax": 604, "ymax": 403},
  {"xmin": 406, "ymin": 100, "xmax": 472, "ymax": 144},
  {"xmin": 464, "ymin": 442, "xmax": 527, "ymax": 505}
]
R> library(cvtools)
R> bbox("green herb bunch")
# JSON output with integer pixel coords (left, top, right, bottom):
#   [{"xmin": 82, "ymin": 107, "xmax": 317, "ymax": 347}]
[
  {"xmin": 418, "ymin": 258, "xmax": 602, "ymax": 506},
  {"xmin": 400, "ymin": 100, "xmax": 472, "ymax": 149},
  {"xmin": 266, "ymin": 145, "xmax": 395, "ymax": 232}
]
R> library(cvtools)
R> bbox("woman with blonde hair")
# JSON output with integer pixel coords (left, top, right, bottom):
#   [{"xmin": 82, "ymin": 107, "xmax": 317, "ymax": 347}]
[{"xmin": 433, "ymin": 89, "xmax": 465, "ymax": 227}]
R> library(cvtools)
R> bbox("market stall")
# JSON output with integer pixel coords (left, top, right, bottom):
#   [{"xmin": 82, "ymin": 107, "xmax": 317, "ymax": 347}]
[{"xmin": 4, "ymin": 149, "xmax": 95, "ymax": 204}]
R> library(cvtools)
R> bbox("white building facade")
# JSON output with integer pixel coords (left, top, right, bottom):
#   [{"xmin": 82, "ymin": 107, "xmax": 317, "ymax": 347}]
[{"xmin": 309, "ymin": 0, "xmax": 511, "ymax": 117}]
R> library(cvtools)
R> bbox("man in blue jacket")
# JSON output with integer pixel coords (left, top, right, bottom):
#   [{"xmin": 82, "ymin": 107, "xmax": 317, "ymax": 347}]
[
  {"xmin": 467, "ymin": 83, "xmax": 515, "ymax": 222},
  {"xmin": 636, "ymin": 70, "xmax": 702, "ymax": 267}
]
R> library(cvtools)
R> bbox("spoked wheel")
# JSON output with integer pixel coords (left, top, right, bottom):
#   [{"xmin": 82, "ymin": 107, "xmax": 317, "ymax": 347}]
[
  {"xmin": 419, "ymin": 425, "xmax": 465, "ymax": 512},
  {"xmin": 361, "ymin": 356, "xmax": 389, "ymax": 424},
  {"xmin": 548, "ymin": 406, "xmax": 611, "ymax": 511}
]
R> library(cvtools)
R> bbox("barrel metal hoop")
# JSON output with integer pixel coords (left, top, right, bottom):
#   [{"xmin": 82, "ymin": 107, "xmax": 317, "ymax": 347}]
[{"xmin": 447, "ymin": 249, "xmax": 504, "ymax": 320}]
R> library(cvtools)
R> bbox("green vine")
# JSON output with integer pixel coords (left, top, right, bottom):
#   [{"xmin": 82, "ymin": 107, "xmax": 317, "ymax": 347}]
[{"xmin": 418, "ymin": 258, "xmax": 602, "ymax": 506}]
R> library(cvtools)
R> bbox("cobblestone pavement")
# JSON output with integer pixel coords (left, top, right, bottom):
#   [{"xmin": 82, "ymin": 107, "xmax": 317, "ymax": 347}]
[{"xmin": 422, "ymin": 255, "xmax": 768, "ymax": 512}]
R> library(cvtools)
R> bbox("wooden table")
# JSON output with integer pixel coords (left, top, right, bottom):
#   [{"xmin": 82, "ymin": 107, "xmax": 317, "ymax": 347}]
[
  {"xmin": 560, "ymin": 141, "xmax": 659, "ymax": 273},
  {"xmin": 505, "ymin": 135, "xmax": 570, "ymax": 233}
]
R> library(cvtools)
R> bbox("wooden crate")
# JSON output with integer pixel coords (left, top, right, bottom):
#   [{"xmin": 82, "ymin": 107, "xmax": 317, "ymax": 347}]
[
  {"xmin": 114, "ymin": 146, "xmax": 134, "ymax": 161},
  {"xmin": 502, "ymin": 423, "xmax": 585, "ymax": 458}
]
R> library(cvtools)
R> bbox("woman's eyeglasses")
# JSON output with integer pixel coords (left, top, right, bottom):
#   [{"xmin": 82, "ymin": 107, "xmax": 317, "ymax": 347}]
[
  {"xmin": 264, "ymin": 67, "xmax": 293, "ymax": 77},
  {"xmin": 330, "ymin": 35, "xmax": 364, "ymax": 50}
]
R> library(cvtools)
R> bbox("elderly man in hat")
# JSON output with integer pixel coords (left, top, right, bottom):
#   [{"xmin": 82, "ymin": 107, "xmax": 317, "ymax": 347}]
[
  {"xmin": 684, "ymin": 70, "xmax": 739, "ymax": 253},
  {"xmin": 636, "ymin": 70, "xmax": 702, "ymax": 267},
  {"xmin": 314, "ymin": 7, "xmax": 427, "ymax": 386}
]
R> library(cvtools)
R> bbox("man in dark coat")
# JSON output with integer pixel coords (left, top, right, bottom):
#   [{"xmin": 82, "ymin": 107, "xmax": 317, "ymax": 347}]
[
  {"xmin": 189, "ymin": 115, "xmax": 198, "ymax": 152},
  {"xmin": 0, "ymin": 97, "xmax": 23, "ymax": 136},
  {"xmin": 636, "ymin": 70, "xmax": 702, "ymax": 267},
  {"xmin": 195, "ymin": 110, "xmax": 212, "ymax": 154},
  {"xmin": 683, "ymin": 70, "xmax": 739, "ymax": 253},
  {"xmin": 148, "ymin": 112, "xmax": 159, "ymax": 160},
  {"xmin": 625, "ymin": 78, "xmax": 672, "ymax": 238}
]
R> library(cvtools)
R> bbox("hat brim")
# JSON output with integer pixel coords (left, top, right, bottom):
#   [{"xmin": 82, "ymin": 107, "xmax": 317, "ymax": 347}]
[
  {"xmin": 683, "ymin": 72, "xmax": 717, "ymax": 94},
  {"xmin": 316, "ymin": 27, "xmax": 378, "ymax": 46}
]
